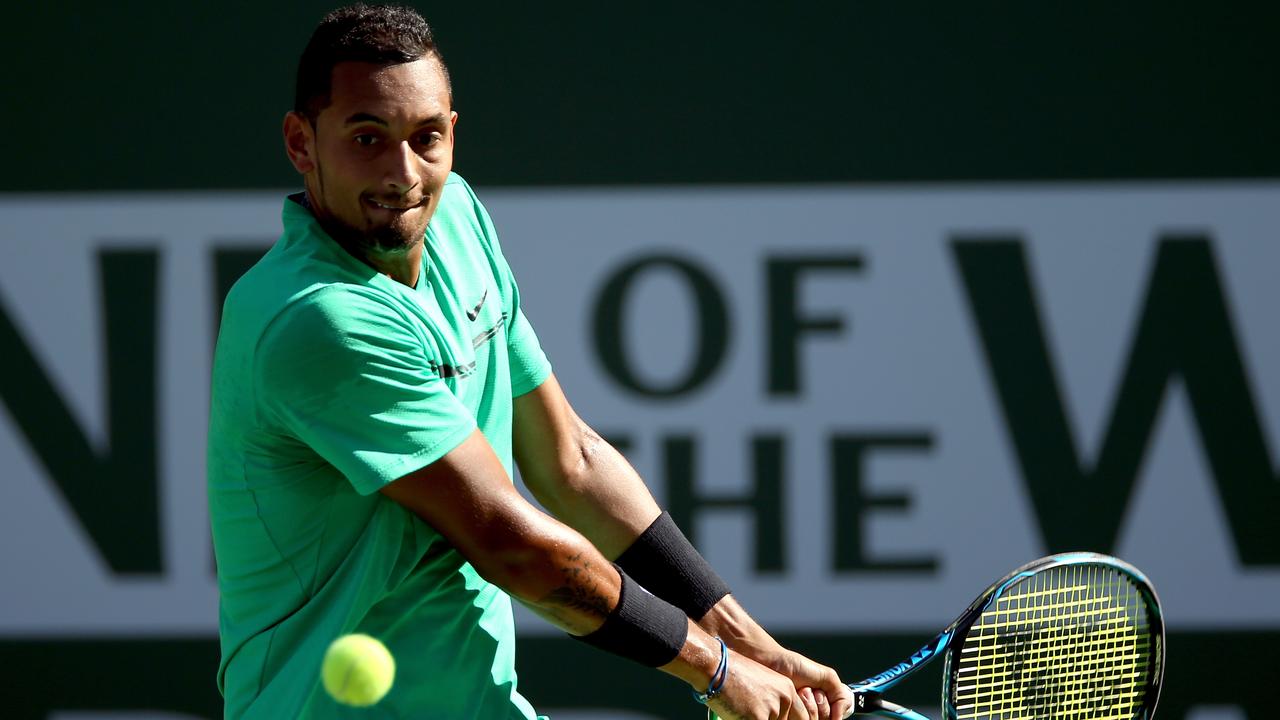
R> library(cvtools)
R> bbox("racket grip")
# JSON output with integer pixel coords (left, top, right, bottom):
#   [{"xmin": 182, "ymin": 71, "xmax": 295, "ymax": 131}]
[{"xmin": 850, "ymin": 688, "xmax": 882, "ymax": 715}]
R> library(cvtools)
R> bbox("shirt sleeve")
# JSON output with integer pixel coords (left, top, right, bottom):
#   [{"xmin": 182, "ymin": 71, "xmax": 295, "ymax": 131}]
[
  {"xmin": 459, "ymin": 176, "xmax": 552, "ymax": 397},
  {"xmin": 507, "ymin": 307, "xmax": 549, "ymax": 397},
  {"xmin": 254, "ymin": 286, "xmax": 477, "ymax": 495}
]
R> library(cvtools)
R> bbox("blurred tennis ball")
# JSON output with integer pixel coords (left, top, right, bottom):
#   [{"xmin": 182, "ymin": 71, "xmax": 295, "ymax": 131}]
[{"xmin": 321, "ymin": 633, "xmax": 396, "ymax": 707}]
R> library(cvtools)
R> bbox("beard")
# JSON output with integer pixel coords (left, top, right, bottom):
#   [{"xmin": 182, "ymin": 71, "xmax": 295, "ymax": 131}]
[
  {"xmin": 326, "ymin": 208, "xmax": 423, "ymax": 256},
  {"xmin": 308, "ymin": 165, "xmax": 427, "ymax": 258},
  {"xmin": 368, "ymin": 223, "xmax": 418, "ymax": 253}
]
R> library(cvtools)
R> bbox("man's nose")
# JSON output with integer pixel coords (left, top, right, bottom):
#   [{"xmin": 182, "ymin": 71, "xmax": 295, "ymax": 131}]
[{"xmin": 384, "ymin": 141, "xmax": 421, "ymax": 194}]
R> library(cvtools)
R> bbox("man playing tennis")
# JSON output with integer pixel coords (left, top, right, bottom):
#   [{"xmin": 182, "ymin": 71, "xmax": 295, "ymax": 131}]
[{"xmin": 208, "ymin": 5, "xmax": 853, "ymax": 719}]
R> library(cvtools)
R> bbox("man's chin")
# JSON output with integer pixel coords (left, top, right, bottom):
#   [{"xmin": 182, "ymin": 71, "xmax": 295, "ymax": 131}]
[
  {"xmin": 366, "ymin": 224, "xmax": 423, "ymax": 254},
  {"xmin": 364, "ymin": 205, "xmax": 428, "ymax": 248},
  {"xmin": 316, "ymin": 212, "xmax": 423, "ymax": 256}
]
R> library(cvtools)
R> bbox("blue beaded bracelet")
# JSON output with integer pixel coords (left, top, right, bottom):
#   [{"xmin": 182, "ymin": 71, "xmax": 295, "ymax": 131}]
[{"xmin": 692, "ymin": 636, "xmax": 729, "ymax": 705}]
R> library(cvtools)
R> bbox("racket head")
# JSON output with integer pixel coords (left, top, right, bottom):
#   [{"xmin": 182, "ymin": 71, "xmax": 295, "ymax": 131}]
[{"xmin": 941, "ymin": 552, "xmax": 1164, "ymax": 720}]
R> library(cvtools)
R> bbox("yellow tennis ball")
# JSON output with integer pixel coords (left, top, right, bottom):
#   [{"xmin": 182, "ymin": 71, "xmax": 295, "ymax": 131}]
[{"xmin": 321, "ymin": 633, "xmax": 396, "ymax": 707}]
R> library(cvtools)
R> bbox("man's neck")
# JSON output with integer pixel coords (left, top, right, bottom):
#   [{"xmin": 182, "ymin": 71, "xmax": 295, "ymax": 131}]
[
  {"xmin": 301, "ymin": 192, "xmax": 423, "ymax": 288},
  {"xmin": 362, "ymin": 244, "xmax": 423, "ymax": 288}
]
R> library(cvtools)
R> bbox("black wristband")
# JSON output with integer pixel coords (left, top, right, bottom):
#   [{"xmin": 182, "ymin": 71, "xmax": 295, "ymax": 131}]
[
  {"xmin": 616, "ymin": 511, "xmax": 731, "ymax": 620},
  {"xmin": 574, "ymin": 565, "xmax": 688, "ymax": 667}
]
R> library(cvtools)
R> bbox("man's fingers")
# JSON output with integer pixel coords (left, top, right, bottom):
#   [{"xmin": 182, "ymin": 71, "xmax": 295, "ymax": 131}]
[
  {"xmin": 812, "ymin": 688, "xmax": 832, "ymax": 720},
  {"xmin": 828, "ymin": 682, "xmax": 854, "ymax": 718},
  {"xmin": 799, "ymin": 686, "xmax": 820, "ymax": 719},
  {"xmin": 788, "ymin": 690, "xmax": 813, "ymax": 720},
  {"xmin": 803, "ymin": 663, "xmax": 852, "ymax": 719},
  {"xmin": 818, "ymin": 666, "xmax": 854, "ymax": 705},
  {"xmin": 830, "ymin": 693, "xmax": 853, "ymax": 720}
]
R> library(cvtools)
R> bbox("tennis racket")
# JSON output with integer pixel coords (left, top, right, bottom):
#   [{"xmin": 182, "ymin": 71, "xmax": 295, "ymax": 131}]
[{"xmin": 848, "ymin": 552, "xmax": 1164, "ymax": 720}]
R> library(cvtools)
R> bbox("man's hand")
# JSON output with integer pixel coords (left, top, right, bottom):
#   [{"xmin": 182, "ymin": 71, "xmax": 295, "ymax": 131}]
[
  {"xmin": 748, "ymin": 646, "xmax": 852, "ymax": 720},
  {"xmin": 705, "ymin": 650, "xmax": 813, "ymax": 720},
  {"xmin": 700, "ymin": 596, "xmax": 853, "ymax": 720}
]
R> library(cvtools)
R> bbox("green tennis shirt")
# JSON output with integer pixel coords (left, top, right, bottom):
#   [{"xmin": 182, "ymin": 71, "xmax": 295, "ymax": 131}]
[{"xmin": 208, "ymin": 173, "xmax": 550, "ymax": 719}]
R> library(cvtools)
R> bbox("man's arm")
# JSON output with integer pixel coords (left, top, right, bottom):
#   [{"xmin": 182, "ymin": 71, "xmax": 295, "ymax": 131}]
[
  {"xmin": 513, "ymin": 374, "xmax": 853, "ymax": 719},
  {"xmin": 379, "ymin": 428, "xmax": 813, "ymax": 720},
  {"xmin": 511, "ymin": 374, "xmax": 661, "ymax": 558}
]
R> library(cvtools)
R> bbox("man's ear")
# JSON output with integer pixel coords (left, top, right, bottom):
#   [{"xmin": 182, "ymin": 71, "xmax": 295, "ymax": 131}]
[{"xmin": 283, "ymin": 111, "xmax": 317, "ymax": 174}]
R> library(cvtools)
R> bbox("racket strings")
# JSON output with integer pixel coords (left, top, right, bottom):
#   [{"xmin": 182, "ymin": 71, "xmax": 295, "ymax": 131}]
[{"xmin": 951, "ymin": 564, "xmax": 1154, "ymax": 719}]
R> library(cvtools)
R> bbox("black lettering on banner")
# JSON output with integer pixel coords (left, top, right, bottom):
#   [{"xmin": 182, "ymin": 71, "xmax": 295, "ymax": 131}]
[
  {"xmin": 0, "ymin": 249, "xmax": 160, "ymax": 574},
  {"xmin": 592, "ymin": 255, "xmax": 730, "ymax": 397},
  {"xmin": 665, "ymin": 434, "xmax": 785, "ymax": 572},
  {"xmin": 830, "ymin": 433, "xmax": 936, "ymax": 573},
  {"xmin": 766, "ymin": 255, "xmax": 863, "ymax": 395},
  {"xmin": 954, "ymin": 236, "xmax": 1280, "ymax": 565}
]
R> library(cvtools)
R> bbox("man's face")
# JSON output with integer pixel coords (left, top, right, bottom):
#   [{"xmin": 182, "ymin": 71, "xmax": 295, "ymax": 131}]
[{"xmin": 292, "ymin": 56, "xmax": 457, "ymax": 255}]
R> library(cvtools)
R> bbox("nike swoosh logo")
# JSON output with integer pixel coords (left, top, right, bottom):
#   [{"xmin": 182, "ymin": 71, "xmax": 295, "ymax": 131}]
[{"xmin": 466, "ymin": 288, "xmax": 488, "ymax": 321}]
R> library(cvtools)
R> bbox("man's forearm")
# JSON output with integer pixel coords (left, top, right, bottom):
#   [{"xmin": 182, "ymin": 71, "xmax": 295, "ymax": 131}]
[
  {"xmin": 526, "ymin": 427, "xmax": 755, "ymax": 640},
  {"xmin": 515, "ymin": 549, "xmax": 723, "ymax": 691},
  {"xmin": 521, "ymin": 545, "xmax": 619, "ymax": 636},
  {"xmin": 521, "ymin": 421, "xmax": 662, "ymax": 559},
  {"xmin": 697, "ymin": 594, "xmax": 781, "ymax": 654}
]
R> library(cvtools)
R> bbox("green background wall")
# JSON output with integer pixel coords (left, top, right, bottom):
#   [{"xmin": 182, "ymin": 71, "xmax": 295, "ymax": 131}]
[{"xmin": 9, "ymin": 2, "xmax": 1280, "ymax": 191}]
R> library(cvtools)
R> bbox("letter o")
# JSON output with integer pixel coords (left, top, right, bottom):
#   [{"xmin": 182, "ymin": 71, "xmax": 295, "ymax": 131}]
[{"xmin": 591, "ymin": 255, "xmax": 730, "ymax": 397}]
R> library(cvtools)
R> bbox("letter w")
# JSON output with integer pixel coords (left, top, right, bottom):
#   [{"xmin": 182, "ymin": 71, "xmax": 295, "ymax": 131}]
[{"xmin": 953, "ymin": 236, "xmax": 1279, "ymax": 566}]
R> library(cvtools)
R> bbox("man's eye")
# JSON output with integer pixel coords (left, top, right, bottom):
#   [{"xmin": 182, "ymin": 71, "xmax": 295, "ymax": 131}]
[
  {"xmin": 354, "ymin": 134, "xmax": 379, "ymax": 147},
  {"xmin": 417, "ymin": 133, "xmax": 442, "ymax": 147}
]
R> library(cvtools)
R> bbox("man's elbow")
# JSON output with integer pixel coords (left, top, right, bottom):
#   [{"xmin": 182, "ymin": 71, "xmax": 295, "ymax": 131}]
[
  {"xmin": 558, "ymin": 422, "xmax": 609, "ymax": 493},
  {"xmin": 525, "ymin": 422, "xmax": 605, "ymax": 510}
]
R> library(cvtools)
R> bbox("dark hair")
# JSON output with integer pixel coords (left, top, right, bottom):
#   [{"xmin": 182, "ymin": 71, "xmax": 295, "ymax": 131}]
[{"xmin": 294, "ymin": 4, "xmax": 451, "ymax": 121}]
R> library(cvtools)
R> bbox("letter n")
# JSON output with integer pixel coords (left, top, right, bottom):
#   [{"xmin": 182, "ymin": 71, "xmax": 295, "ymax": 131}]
[{"xmin": 0, "ymin": 249, "xmax": 160, "ymax": 574}]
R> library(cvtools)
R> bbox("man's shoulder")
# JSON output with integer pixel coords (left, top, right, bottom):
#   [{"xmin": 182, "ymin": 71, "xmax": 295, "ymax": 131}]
[
  {"xmin": 241, "ymin": 283, "xmax": 426, "ymax": 385},
  {"xmin": 223, "ymin": 203, "xmax": 396, "ymax": 328},
  {"xmin": 437, "ymin": 172, "xmax": 485, "ymax": 220},
  {"xmin": 267, "ymin": 283, "xmax": 411, "ymax": 343},
  {"xmin": 221, "ymin": 248, "xmax": 406, "ymax": 355},
  {"xmin": 442, "ymin": 170, "xmax": 475, "ymax": 197},
  {"xmin": 432, "ymin": 172, "xmax": 500, "ymax": 254},
  {"xmin": 221, "ymin": 243, "xmax": 316, "ymax": 332}
]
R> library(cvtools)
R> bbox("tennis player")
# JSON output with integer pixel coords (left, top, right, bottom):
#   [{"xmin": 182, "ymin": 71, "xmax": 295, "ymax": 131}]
[{"xmin": 208, "ymin": 5, "xmax": 853, "ymax": 719}]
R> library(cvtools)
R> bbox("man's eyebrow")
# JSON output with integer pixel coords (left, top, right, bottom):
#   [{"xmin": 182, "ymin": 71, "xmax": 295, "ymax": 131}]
[
  {"xmin": 413, "ymin": 113, "xmax": 449, "ymax": 127},
  {"xmin": 343, "ymin": 112, "xmax": 387, "ymax": 127},
  {"xmin": 342, "ymin": 112, "xmax": 448, "ymax": 127}
]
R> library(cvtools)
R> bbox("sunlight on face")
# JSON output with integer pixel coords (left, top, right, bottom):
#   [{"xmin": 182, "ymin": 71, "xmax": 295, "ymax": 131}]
[{"xmin": 307, "ymin": 56, "xmax": 457, "ymax": 256}]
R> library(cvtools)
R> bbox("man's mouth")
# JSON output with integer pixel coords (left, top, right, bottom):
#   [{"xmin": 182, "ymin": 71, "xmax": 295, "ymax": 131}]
[{"xmin": 367, "ymin": 197, "xmax": 426, "ymax": 212}]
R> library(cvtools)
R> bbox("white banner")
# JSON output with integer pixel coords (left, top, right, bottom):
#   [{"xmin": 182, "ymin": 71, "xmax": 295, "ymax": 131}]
[{"xmin": 1, "ymin": 183, "xmax": 1277, "ymax": 639}]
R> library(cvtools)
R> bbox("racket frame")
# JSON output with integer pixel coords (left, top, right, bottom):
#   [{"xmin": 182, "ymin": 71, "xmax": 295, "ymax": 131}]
[{"xmin": 849, "ymin": 552, "xmax": 1165, "ymax": 720}]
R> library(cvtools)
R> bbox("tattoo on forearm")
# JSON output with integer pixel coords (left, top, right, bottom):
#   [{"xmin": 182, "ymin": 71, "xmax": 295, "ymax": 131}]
[{"xmin": 543, "ymin": 551, "xmax": 613, "ymax": 619}]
